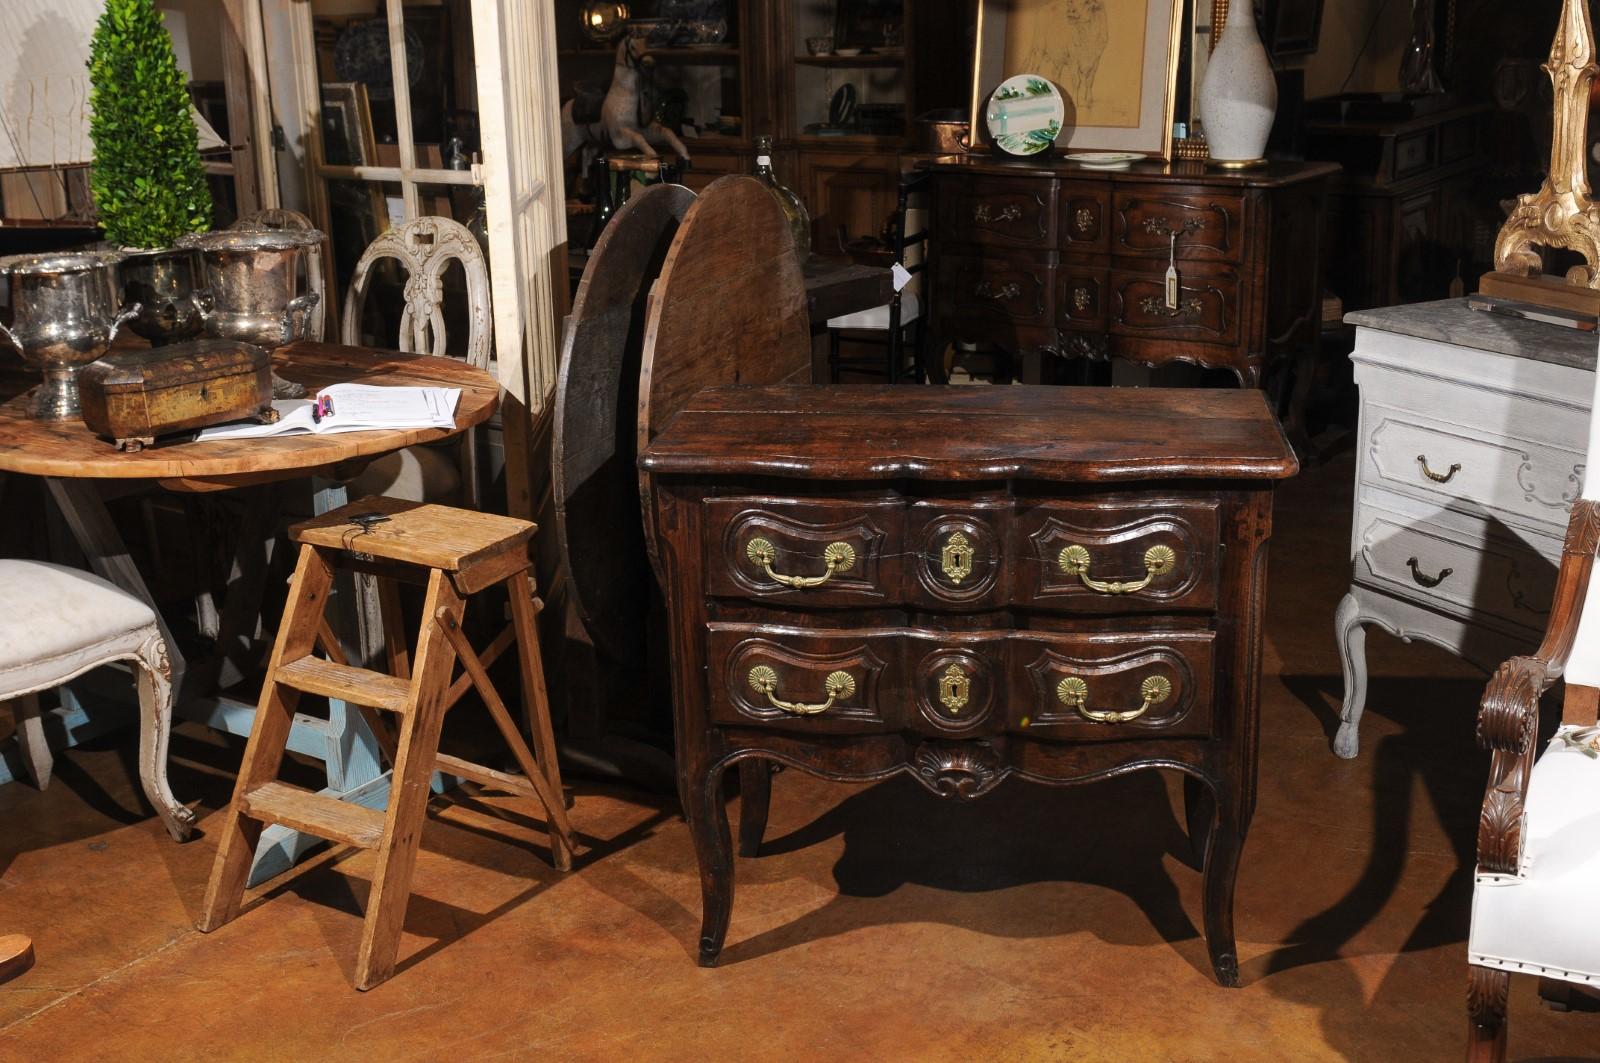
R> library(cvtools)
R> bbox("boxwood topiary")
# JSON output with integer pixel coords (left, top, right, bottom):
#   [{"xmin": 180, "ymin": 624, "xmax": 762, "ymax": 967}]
[{"xmin": 88, "ymin": 0, "xmax": 213, "ymax": 249}]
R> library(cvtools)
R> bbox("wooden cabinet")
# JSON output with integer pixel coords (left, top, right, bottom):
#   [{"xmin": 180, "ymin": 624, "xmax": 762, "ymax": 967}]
[
  {"xmin": 641, "ymin": 384, "xmax": 1297, "ymax": 985},
  {"xmin": 923, "ymin": 157, "xmax": 1336, "ymax": 388},
  {"xmin": 1333, "ymin": 300, "xmax": 1595, "ymax": 759}
]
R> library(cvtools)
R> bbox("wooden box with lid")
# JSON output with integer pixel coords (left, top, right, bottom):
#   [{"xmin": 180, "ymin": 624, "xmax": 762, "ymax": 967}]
[{"xmin": 640, "ymin": 384, "xmax": 1297, "ymax": 985}]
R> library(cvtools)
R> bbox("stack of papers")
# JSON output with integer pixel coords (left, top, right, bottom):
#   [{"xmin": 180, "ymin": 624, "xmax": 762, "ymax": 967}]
[{"xmin": 196, "ymin": 383, "xmax": 461, "ymax": 440}]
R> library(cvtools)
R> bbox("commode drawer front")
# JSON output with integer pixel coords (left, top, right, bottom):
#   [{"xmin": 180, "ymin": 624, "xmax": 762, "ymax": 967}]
[
  {"xmin": 1058, "ymin": 183, "xmax": 1110, "ymax": 252},
  {"xmin": 1110, "ymin": 267, "xmax": 1239, "ymax": 345},
  {"xmin": 1009, "ymin": 630, "xmax": 1215, "ymax": 740},
  {"xmin": 1014, "ymin": 498, "xmax": 1222, "ymax": 613},
  {"xmin": 1361, "ymin": 404, "xmax": 1585, "ymax": 531},
  {"xmin": 935, "ymin": 253, "xmax": 1054, "ymax": 329},
  {"xmin": 1112, "ymin": 191, "xmax": 1246, "ymax": 264},
  {"xmin": 1057, "ymin": 266, "xmax": 1109, "ymax": 330},
  {"xmin": 705, "ymin": 498, "xmax": 902, "ymax": 606},
  {"xmin": 905, "ymin": 499, "xmax": 1012, "ymax": 610},
  {"xmin": 939, "ymin": 177, "xmax": 1059, "ymax": 249},
  {"xmin": 1353, "ymin": 505, "xmax": 1554, "ymax": 635},
  {"xmin": 708, "ymin": 625, "xmax": 905, "ymax": 734}
]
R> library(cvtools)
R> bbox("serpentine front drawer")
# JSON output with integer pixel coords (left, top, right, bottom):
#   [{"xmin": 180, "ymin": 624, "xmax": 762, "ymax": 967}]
[
  {"xmin": 1360, "ymin": 403, "xmax": 1586, "ymax": 530},
  {"xmin": 1351, "ymin": 501, "xmax": 1554, "ymax": 636},
  {"xmin": 706, "ymin": 623, "xmax": 1215, "ymax": 741},
  {"xmin": 937, "ymin": 176, "xmax": 1060, "ymax": 249},
  {"xmin": 707, "ymin": 497, "xmax": 902, "ymax": 607}
]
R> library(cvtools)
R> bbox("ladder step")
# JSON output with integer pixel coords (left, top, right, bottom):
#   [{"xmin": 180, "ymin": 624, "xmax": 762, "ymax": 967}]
[
  {"xmin": 240, "ymin": 781, "xmax": 387, "ymax": 849},
  {"xmin": 275, "ymin": 657, "xmax": 411, "ymax": 713},
  {"xmin": 435, "ymin": 753, "xmax": 536, "ymax": 798}
]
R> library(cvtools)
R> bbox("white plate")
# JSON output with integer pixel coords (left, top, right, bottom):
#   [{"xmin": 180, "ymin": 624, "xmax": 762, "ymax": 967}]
[
  {"xmin": 1065, "ymin": 151, "xmax": 1144, "ymax": 169},
  {"xmin": 985, "ymin": 75, "xmax": 1065, "ymax": 157}
]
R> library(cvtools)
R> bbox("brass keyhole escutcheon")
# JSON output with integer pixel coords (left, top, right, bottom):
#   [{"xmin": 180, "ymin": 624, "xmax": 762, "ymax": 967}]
[
  {"xmin": 938, "ymin": 663, "xmax": 970, "ymax": 713},
  {"xmin": 940, "ymin": 531, "xmax": 974, "ymax": 584}
]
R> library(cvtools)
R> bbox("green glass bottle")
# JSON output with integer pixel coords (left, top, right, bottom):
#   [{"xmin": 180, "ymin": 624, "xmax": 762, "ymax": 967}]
[{"xmin": 753, "ymin": 135, "xmax": 810, "ymax": 262}]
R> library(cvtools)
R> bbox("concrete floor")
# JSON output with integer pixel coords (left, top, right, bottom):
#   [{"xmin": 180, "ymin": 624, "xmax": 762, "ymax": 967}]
[{"xmin": 2, "ymin": 448, "xmax": 1598, "ymax": 1062}]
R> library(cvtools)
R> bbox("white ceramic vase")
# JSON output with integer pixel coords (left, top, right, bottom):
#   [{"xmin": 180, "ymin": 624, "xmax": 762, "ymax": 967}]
[{"xmin": 1198, "ymin": 1, "xmax": 1277, "ymax": 165}]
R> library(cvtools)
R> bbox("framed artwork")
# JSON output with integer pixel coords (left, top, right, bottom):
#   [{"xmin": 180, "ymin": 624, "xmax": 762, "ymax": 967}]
[
  {"xmin": 1259, "ymin": 0, "xmax": 1325, "ymax": 58},
  {"xmin": 968, "ymin": 0, "xmax": 1184, "ymax": 159},
  {"xmin": 320, "ymin": 81, "xmax": 378, "ymax": 167}
]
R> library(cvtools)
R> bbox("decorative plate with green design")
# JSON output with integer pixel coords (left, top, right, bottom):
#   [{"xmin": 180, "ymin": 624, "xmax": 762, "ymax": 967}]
[{"xmin": 985, "ymin": 75, "xmax": 1065, "ymax": 157}]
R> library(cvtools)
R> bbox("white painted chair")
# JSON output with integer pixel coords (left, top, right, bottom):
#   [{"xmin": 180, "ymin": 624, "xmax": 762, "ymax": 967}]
[
  {"xmin": 0, "ymin": 560, "xmax": 192, "ymax": 842},
  {"xmin": 340, "ymin": 216, "xmax": 491, "ymax": 508},
  {"xmin": 1466, "ymin": 349, "xmax": 1600, "ymax": 1061}
]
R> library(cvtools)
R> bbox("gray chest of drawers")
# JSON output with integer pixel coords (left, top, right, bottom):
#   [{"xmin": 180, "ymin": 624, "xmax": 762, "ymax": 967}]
[{"xmin": 1334, "ymin": 299, "xmax": 1596, "ymax": 757}]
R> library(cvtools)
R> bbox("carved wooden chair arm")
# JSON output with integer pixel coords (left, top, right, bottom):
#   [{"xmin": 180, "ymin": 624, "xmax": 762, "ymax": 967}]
[{"xmin": 1475, "ymin": 500, "xmax": 1600, "ymax": 873}]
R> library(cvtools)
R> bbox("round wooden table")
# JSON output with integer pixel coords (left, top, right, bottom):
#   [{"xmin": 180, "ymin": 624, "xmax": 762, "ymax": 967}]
[
  {"xmin": 0, "ymin": 341, "xmax": 498, "ymax": 881},
  {"xmin": 0, "ymin": 341, "xmax": 498, "ymax": 492}
]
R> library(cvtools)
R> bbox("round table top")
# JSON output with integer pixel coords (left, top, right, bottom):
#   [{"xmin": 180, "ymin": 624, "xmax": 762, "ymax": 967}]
[{"xmin": 0, "ymin": 341, "xmax": 498, "ymax": 491}]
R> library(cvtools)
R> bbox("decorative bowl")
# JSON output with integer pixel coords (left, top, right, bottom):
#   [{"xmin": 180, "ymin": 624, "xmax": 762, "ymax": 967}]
[{"xmin": 806, "ymin": 36, "xmax": 833, "ymax": 56}]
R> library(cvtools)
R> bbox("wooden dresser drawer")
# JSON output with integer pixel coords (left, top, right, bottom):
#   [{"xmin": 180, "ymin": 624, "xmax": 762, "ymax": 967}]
[
  {"xmin": 906, "ymin": 499, "xmax": 1012, "ymax": 610},
  {"xmin": 1014, "ymin": 497, "xmax": 1221, "ymax": 612},
  {"xmin": 708, "ymin": 625, "xmax": 903, "ymax": 733},
  {"xmin": 1010, "ymin": 630, "xmax": 1215, "ymax": 740},
  {"xmin": 705, "ymin": 625, "xmax": 1214, "ymax": 740},
  {"xmin": 1110, "ymin": 267, "xmax": 1239, "ymax": 344},
  {"xmin": 705, "ymin": 498, "xmax": 902, "ymax": 606},
  {"xmin": 1360, "ymin": 403, "xmax": 1585, "ymax": 531},
  {"xmin": 1059, "ymin": 183, "xmax": 1110, "ymax": 251},
  {"xmin": 1353, "ymin": 505, "xmax": 1555, "ymax": 635},
  {"xmin": 935, "ymin": 253, "xmax": 1053, "ymax": 329},
  {"xmin": 939, "ymin": 177, "xmax": 1058, "ymax": 249},
  {"xmin": 1112, "ymin": 190, "xmax": 1245, "ymax": 263},
  {"xmin": 1057, "ymin": 267, "xmax": 1109, "ymax": 330}
]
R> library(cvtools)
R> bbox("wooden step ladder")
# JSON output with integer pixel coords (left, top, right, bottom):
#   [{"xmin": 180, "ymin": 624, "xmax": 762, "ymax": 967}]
[{"xmin": 196, "ymin": 497, "xmax": 577, "ymax": 990}]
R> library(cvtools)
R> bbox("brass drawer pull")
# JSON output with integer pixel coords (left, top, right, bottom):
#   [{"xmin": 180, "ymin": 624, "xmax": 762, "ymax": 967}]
[
  {"xmin": 1058, "ymin": 543, "xmax": 1176, "ymax": 594},
  {"xmin": 940, "ymin": 531, "xmax": 973, "ymax": 583},
  {"xmin": 1141, "ymin": 216, "xmax": 1205, "ymax": 238},
  {"xmin": 1137, "ymin": 294, "xmax": 1203, "ymax": 317},
  {"xmin": 1056, "ymin": 674, "xmax": 1173, "ymax": 724},
  {"xmin": 1415, "ymin": 454, "xmax": 1461, "ymax": 483},
  {"xmin": 748, "ymin": 665, "xmax": 855, "ymax": 716},
  {"xmin": 974, "ymin": 280, "xmax": 1021, "ymax": 300},
  {"xmin": 973, "ymin": 203, "xmax": 1022, "ymax": 223},
  {"xmin": 1406, "ymin": 556, "xmax": 1453, "ymax": 588},
  {"xmin": 1073, "ymin": 206, "xmax": 1095, "ymax": 232},
  {"xmin": 745, "ymin": 537, "xmax": 855, "ymax": 589},
  {"xmin": 938, "ymin": 663, "xmax": 970, "ymax": 713}
]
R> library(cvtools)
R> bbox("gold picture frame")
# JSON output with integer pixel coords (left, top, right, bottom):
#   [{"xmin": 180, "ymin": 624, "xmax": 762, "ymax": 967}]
[{"xmin": 967, "ymin": 0, "xmax": 1185, "ymax": 159}]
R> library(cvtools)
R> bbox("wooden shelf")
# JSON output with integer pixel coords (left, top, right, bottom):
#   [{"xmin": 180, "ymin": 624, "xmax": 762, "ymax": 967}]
[
  {"xmin": 794, "ymin": 53, "xmax": 905, "ymax": 68},
  {"xmin": 795, "ymin": 133, "xmax": 907, "ymax": 148},
  {"xmin": 557, "ymin": 47, "xmax": 742, "ymax": 65}
]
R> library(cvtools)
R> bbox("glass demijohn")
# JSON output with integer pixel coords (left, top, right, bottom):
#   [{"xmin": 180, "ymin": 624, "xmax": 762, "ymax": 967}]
[{"xmin": 753, "ymin": 136, "xmax": 810, "ymax": 262}]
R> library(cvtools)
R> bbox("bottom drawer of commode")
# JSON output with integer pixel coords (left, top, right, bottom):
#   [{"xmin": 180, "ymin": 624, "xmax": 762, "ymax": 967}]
[{"xmin": 706, "ymin": 623, "xmax": 1215, "ymax": 740}]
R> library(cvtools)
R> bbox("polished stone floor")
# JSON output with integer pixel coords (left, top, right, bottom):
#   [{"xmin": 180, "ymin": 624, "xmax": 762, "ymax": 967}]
[{"xmin": 1, "ymin": 449, "xmax": 1596, "ymax": 1062}]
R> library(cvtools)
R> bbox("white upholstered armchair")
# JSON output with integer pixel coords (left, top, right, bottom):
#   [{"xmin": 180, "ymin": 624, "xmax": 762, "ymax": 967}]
[{"xmin": 1466, "ymin": 381, "xmax": 1600, "ymax": 1060}]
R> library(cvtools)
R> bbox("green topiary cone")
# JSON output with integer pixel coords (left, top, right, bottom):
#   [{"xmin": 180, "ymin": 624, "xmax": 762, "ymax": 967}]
[{"xmin": 88, "ymin": 0, "xmax": 213, "ymax": 249}]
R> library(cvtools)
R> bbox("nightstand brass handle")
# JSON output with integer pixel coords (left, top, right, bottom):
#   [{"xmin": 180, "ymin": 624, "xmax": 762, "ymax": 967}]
[
  {"xmin": 1057, "ymin": 674, "xmax": 1173, "ymax": 724},
  {"xmin": 1406, "ymin": 556, "xmax": 1453, "ymax": 588},
  {"xmin": 745, "ymin": 537, "xmax": 855, "ymax": 589},
  {"xmin": 1057, "ymin": 543, "xmax": 1176, "ymax": 594},
  {"xmin": 973, "ymin": 203, "xmax": 1021, "ymax": 223},
  {"xmin": 747, "ymin": 666, "xmax": 855, "ymax": 716},
  {"xmin": 1416, "ymin": 454, "xmax": 1461, "ymax": 483}
]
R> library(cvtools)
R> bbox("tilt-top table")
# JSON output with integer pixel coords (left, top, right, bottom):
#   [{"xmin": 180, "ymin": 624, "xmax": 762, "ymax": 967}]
[{"xmin": 0, "ymin": 341, "xmax": 497, "ymax": 881}]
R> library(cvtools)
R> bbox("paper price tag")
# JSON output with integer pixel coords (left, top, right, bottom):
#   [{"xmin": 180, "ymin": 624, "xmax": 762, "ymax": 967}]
[{"xmin": 891, "ymin": 262, "xmax": 912, "ymax": 292}]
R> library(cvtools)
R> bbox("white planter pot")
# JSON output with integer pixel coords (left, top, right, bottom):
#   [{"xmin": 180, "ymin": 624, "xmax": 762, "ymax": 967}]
[{"xmin": 1199, "ymin": 2, "xmax": 1277, "ymax": 165}]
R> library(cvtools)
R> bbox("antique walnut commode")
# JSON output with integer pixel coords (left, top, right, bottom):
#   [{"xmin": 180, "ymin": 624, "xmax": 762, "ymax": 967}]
[
  {"xmin": 921, "ymin": 156, "xmax": 1336, "ymax": 389},
  {"xmin": 640, "ymin": 385, "xmax": 1297, "ymax": 985}
]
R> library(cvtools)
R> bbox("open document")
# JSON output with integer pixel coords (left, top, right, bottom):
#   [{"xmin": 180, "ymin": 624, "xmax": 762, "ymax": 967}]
[{"xmin": 196, "ymin": 383, "xmax": 461, "ymax": 440}]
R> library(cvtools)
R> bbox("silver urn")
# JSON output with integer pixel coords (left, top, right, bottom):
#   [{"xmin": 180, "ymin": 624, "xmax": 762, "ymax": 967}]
[
  {"xmin": 0, "ymin": 250, "xmax": 139, "ymax": 420},
  {"xmin": 119, "ymin": 245, "xmax": 210, "ymax": 345},
  {"xmin": 183, "ymin": 228, "xmax": 323, "ymax": 350}
]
